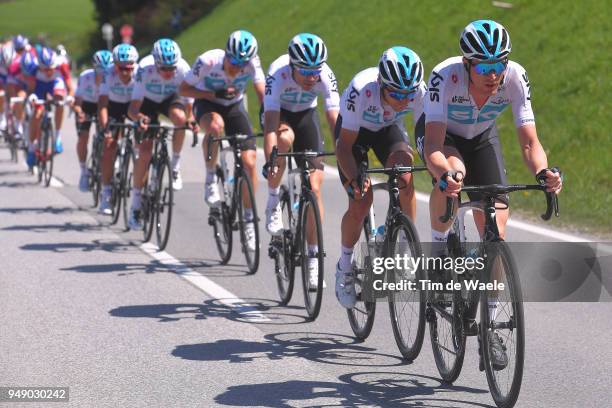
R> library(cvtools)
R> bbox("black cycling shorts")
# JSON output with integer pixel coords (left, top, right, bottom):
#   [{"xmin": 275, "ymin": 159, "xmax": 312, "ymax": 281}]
[
  {"xmin": 280, "ymin": 107, "xmax": 324, "ymax": 169},
  {"xmin": 108, "ymin": 100, "xmax": 129, "ymax": 122},
  {"xmin": 75, "ymin": 101, "xmax": 97, "ymax": 133},
  {"xmin": 194, "ymin": 98, "xmax": 255, "ymax": 150},
  {"xmin": 334, "ymin": 114, "xmax": 410, "ymax": 188},
  {"xmin": 140, "ymin": 93, "xmax": 185, "ymax": 124},
  {"xmin": 414, "ymin": 113, "xmax": 508, "ymax": 204}
]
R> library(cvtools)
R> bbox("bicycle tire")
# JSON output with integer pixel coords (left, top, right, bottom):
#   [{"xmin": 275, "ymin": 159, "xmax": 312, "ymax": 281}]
[
  {"xmin": 300, "ymin": 190, "xmax": 325, "ymax": 321},
  {"xmin": 347, "ymin": 215, "xmax": 377, "ymax": 340},
  {"xmin": 237, "ymin": 173, "xmax": 260, "ymax": 274},
  {"xmin": 110, "ymin": 146, "xmax": 123, "ymax": 225},
  {"xmin": 155, "ymin": 159, "xmax": 173, "ymax": 251},
  {"xmin": 428, "ymin": 231, "xmax": 468, "ymax": 383},
  {"xmin": 387, "ymin": 213, "xmax": 426, "ymax": 361},
  {"xmin": 121, "ymin": 145, "xmax": 134, "ymax": 231},
  {"xmin": 480, "ymin": 241, "xmax": 524, "ymax": 408},
  {"xmin": 208, "ymin": 164, "xmax": 233, "ymax": 263},
  {"xmin": 273, "ymin": 185, "xmax": 295, "ymax": 305},
  {"xmin": 90, "ymin": 135, "xmax": 102, "ymax": 208},
  {"xmin": 142, "ymin": 159, "xmax": 156, "ymax": 243}
]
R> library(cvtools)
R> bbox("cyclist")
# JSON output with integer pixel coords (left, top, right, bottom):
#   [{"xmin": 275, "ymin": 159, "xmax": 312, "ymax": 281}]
[
  {"xmin": 0, "ymin": 42, "xmax": 14, "ymax": 132},
  {"xmin": 73, "ymin": 50, "xmax": 113, "ymax": 192},
  {"xmin": 97, "ymin": 44, "xmax": 139, "ymax": 215},
  {"xmin": 52, "ymin": 43, "xmax": 75, "ymax": 154},
  {"xmin": 334, "ymin": 46, "xmax": 426, "ymax": 308},
  {"xmin": 127, "ymin": 38, "xmax": 197, "ymax": 230},
  {"xmin": 419, "ymin": 20, "xmax": 563, "ymax": 368},
  {"xmin": 6, "ymin": 35, "xmax": 31, "ymax": 139},
  {"xmin": 179, "ymin": 30, "xmax": 265, "ymax": 250},
  {"xmin": 262, "ymin": 33, "xmax": 340, "ymax": 287},
  {"xmin": 23, "ymin": 47, "xmax": 67, "ymax": 169}
]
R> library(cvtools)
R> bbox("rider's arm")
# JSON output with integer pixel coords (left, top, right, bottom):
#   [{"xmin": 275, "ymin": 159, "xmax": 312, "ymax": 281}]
[
  {"xmin": 325, "ymin": 109, "xmax": 339, "ymax": 141},
  {"xmin": 127, "ymin": 99, "xmax": 144, "ymax": 122},
  {"xmin": 336, "ymin": 127, "xmax": 360, "ymax": 185},
  {"xmin": 253, "ymin": 80, "xmax": 265, "ymax": 104},
  {"xmin": 250, "ymin": 55, "xmax": 266, "ymax": 104},
  {"xmin": 178, "ymin": 80, "xmax": 215, "ymax": 100},
  {"xmin": 424, "ymin": 121, "xmax": 453, "ymax": 180},
  {"xmin": 517, "ymin": 124, "xmax": 547, "ymax": 175},
  {"xmin": 263, "ymin": 110, "xmax": 280, "ymax": 161},
  {"xmin": 97, "ymin": 95, "xmax": 109, "ymax": 130}
]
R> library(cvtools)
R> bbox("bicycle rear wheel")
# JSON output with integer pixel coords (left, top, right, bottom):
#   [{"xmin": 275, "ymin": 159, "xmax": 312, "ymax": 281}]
[
  {"xmin": 428, "ymin": 232, "xmax": 468, "ymax": 383},
  {"xmin": 387, "ymin": 214, "xmax": 426, "ymax": 361},
  {"xmin": 154, "ymin": 158, "xmax": 173, "ymax": 250},
  {"xmin": 237, "ymin": 173, "xmax": 260, "ymax": 274},
  {"xmin": 209, "ymin": 165, "xmax": 233, "ymax": 264},
  {"xmin": 347, "ymin": 216, "xmax": 376, "ymax": 340},
  {"xmin": 300, "ymin": 190, "xmax": 325, "ymax": 321},
  {"xmin": 273, "ymin": 185, "xmax": 295, "ymax": 305},
  {"xmin": 480, "ymin": 241, "xmax": 524, "ymax": 408}
]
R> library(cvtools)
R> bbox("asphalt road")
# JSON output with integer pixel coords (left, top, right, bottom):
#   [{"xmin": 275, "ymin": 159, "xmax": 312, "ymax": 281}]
[{"xmin": 1, "ymin": 117, "xmax": 611, "ymax": 408}]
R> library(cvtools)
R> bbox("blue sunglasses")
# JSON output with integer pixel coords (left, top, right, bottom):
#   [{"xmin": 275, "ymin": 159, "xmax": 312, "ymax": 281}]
[
  {"xmin": 297, "ymin": 67, "xmax": 322, "ymax": 77},
  {"xmin": 474, "ymin": 60, "xmax": 507, "ymax": 76},
  {"xmin": 228, "ymin": 56, "xmax": 248, "ymax": 67},
  {"xmin": 386, "ymin": 87, "xmax": 417, "ymax": 101}
]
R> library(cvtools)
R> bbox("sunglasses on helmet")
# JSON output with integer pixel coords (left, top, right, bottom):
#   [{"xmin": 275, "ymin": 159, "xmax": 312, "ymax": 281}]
[{"xmin": 473, "ymin": 59, "xmax": 508, "ymax": 76}]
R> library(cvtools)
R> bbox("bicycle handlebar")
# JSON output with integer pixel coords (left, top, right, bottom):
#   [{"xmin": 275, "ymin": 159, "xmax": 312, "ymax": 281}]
[
  {"xmin": 439, "ymin": 183, "xmax": 560, "ymax": 223},
  {"xmin": 206, "ymin": 132, "xmax": 264, "ymax": 161}
]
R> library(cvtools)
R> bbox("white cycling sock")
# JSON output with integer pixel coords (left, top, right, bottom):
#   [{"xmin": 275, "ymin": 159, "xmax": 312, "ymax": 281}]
[
  {"xmin": 102, "ymin": 184, "xmax": 111, "ymax": 196},
  {"xmin": 267, "ymin": 186, "xmax": 281, "ymax": 209},
  {"xmin": 308, "ymin": 244, "xmax": 318, "ymax": 256},
  {"xmin": 79, "ymin": 161, "xmax": 87, "ymax": 171},
  {"xmin": 171, "ymin": 153, "xmax": 181, "ymax": 171},
  {"xmin": 338, "ymin": 245, "xmax": 354, "ymax": 272},
  {"xmin": 243, "ymin": 208, "xmax": 254, "ymax": 222},
  {"xmin": 205, "ymin": 168, "xmax": 216, "ymax": 183},
  {"xmin": 55, "ymin": 129, "xmax": 62, "ymax": 139},
  {"xmin": 131, "ymin": 188, "xmax": 142, "ymax": 210},
  {"xmin": 431, "ymin": 228, "xmax": 450, "ymax": 257}
]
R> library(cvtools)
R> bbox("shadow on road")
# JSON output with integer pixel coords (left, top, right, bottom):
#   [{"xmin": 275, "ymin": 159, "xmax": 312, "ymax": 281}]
[
  {"xmin": 0, "ymin": 206, "xmax": 78, "ymax": 215},
  {"xmin": 214, "ymin": 372, "xmax": 491, "ymax": 408},
  {"xmin": 20, "ymin": 239, "xmax": 135, "ymax": 253},
  {"xmin": 4, "ymin": 222, "xmax": 103, "ymax": 233}
]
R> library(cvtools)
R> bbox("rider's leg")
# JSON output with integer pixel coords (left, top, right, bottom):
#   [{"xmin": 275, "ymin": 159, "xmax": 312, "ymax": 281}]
[
  {"xmin": 384, "ymin": 143, "xmax": 416, "ymax": 221},
  {"xmin": 131, "ymin": 138, "xmax": 153, "ymax": 206},
  {"xmin": 266, "ymin": 124, "xmax": 293, "ymax": 205},
  {"xmin": 168, "ymin": 104, "xmax": 186, "ymax": 173}
]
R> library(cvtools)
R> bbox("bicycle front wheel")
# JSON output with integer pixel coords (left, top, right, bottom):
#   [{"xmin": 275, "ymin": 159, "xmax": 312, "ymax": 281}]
[
  {"xmin": 300, "ymin": 190, "xmax": 325, "ymax": 321},
  {"xmin": 90, "ymin": 136, "xmax": 102, "ymax": 208},
  {"xmin": 347, "ymin": 216, "xmax": 376, "ymax": 340},
  {"xmin": 480, "ymin": 241, "xmax": 524, "ymax": 408},
  {"xmin": 237, "ymin": 173, "xmax": 260, "ymax": 274},
  {"xmin": 142, "ymin": 159, "xmax": 156, "ymax": 243},
  {"xmin": 121, "ymin": 146, "xmax": 134, "ymax": 231},
  {"xmin": 207, "ymin": 165, "xmax": 232, "ymax": 263},
  {"xmin": 110, "ymin": 146, "xmax": 123, "ymax": 225},
  {"xmin": 386, "ymin": 214, "xmax": 426, "ymax": 361},
  {"xmin": 273, "ymin": 185, "xmax": 295, "ymax": 305},
  {"xmin": 154, "ymin": 159, "xmax": 174, "ymax": 251}
]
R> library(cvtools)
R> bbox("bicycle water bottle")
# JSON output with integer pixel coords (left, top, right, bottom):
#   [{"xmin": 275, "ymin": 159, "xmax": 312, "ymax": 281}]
[{"xmin": 374, "ymin": 225, "xmax": 385, "ymax": 242}]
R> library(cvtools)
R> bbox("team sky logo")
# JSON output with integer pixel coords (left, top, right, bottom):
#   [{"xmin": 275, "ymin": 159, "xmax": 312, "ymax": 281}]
[
  {"xmin": 448, "ymin": 103, "xmax": 508, "ymax": 124},
  {"xmin": 264, "ymin": 75, "xmax": 275, "ymax": 96},
  {"xmin": 429, "ymin": 71, "xmax": 444, "ymax": 102},
  {"xmin": 345, "ymin": 86, "xmax": 359, "ymax": 112},
  {"xmin": 146, "ymin": 83, "xmax": 177, "ymax": 96},
  {"xmin": 522, "ymin": 72, "xmax": 531, "ymax": 100},
  {"xmin": 328, "ymin": 72, "xmax": 338, "ymax": 93},
  {"xmin": 280, "ymin": 88, "xmax": 317, "ymax": 105},
  {"xmin": 109, "ymin": 85, "xmax": 133, "ymax": 96},
  {"xmin": 192, "ymin": 59, "xmax": 203, "ymax": 76}
]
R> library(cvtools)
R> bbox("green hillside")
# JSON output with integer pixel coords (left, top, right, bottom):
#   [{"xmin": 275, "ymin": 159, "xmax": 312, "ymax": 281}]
[
  {"xmin": 0, "ymin": 0, "xmax": 96, "ymax": 62},
  {"xmin": 176, "ymin": 0, "xmax": 610, "ymax": 235}
]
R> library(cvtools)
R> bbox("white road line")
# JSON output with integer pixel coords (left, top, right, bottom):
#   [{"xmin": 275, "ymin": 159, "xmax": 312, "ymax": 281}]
[{"xmin": 140, "ymin": 242, "xmax": 270, "ymax": 322}]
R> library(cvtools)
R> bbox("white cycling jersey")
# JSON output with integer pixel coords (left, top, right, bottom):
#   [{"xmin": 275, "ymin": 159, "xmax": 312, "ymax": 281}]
[
  {"xmin": 183, "ymin": 49, "xmax": 265, "ymax": 106},
  {"xmin": 132, "ymin": 54, "xmax": 192, "ymax": 104},
  {"xmin": 75, "ymin": 69, "xmax": 99, "ymax": 103},
  {"xmin": 424, "ymin": 56, "xmax": 534, "ymax": 139},
  {"xmin": 99, "ymin": 68, "xmax": 136, "ymax": 104},
  {"xmin": 339, "ymin": 67, "xmax": 426, "ymax": 133},
  {"xmin": 263, "ymin": 54, "xmax": 339, "ymax": 113}
]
